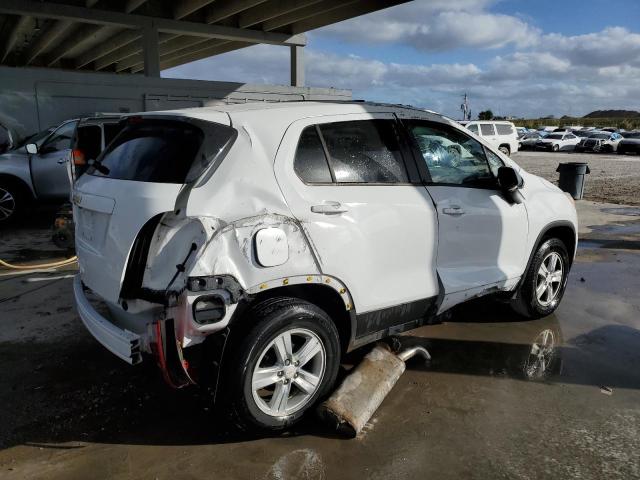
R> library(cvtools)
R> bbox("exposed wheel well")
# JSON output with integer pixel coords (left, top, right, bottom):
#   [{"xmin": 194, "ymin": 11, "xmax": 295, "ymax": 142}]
[
  {"xmin": 243, "ymin": 284, "xmax": 352, "ymax": 353},
  {"xmin": 0, "ymin": 174, "xmax": 34, "ymax": 202},
  {"xmin": 541, "ymin": 225, "xmax": 576, "ymax": 265}
]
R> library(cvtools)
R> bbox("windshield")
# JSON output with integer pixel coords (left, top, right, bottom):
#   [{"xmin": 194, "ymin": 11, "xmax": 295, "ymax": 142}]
[
  {"xmin": 547, "ymin": 134, "xmax": 564, "ymax": 140},
  {"xmin": 589, "ymin": 133, "xmax": 609, "ymax": 139},
  {"xmin": 89, "ymin": 118, "xmax": 236, "ymax": 184},
  {"xmin": 12, "ymin": 128, "xmax": 54, "ymax": 150}
]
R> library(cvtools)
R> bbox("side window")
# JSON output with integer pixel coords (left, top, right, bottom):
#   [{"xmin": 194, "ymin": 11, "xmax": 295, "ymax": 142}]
[
  {"xmin": 480, "ymin": 124, "xmax": 495, "ymax": 136},
  {"xmin": 293, "ymin": 126, "xmax": 333, "ymax": 184},
  {"xmin": 76, "ymin": 125, "xmax": 102, "ymax": 161},
  {"xmin": 484, "ymin": 149, "xmax": 504, "ymax": 177},
  {"xmin": 495, "ymin": 124, "xmax": 514, "ymax": 136},
  {"xmin": 467, "ymin": 124, "xmax": 479, "ymax": 135},
  {"xmin": 40, "ymin": 121, "xmax": 77, "ymax": 153},
  {"xmin": 406, "ymin": 121, "xmax": 495, "ymax": 186},
  {"xmin": 319, "ymin": 120, "xmax": 408, "ymax": 184}
]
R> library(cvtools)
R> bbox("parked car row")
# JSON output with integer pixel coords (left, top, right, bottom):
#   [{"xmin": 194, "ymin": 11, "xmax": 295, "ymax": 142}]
[{"xmin": 517, "ymin": 126, "xmax": 640, "ymax": 153}]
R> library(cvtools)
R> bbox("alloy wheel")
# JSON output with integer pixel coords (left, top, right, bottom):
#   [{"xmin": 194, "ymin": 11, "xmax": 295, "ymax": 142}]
[
  {"xmin": 0, "ymin": 187, "xmax": 16, "ymax": 221},
  {"xmin": 251, "ymin": 328, "xmax": 326, "ymax": 417},
  {"xmin": 536, "ymin": 252, "xmax": 564, "ymax": 306}
]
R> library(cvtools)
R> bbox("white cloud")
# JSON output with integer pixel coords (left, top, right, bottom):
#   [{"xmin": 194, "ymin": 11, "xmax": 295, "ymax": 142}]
[
  {"xmin": 164, "ymin": 0, "xmax": 640, "ymax": 120},
  {"xmin": 319, "ymin": 1, "xmax": 540, "ymax": 51}
]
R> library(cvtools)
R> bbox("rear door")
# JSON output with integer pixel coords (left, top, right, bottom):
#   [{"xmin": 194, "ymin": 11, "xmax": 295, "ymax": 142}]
[
  {"xmin": 274, "ymin": 113, "xmax": 439, "ymax": 317},
  {"xmin": 479, "ymin": 123, "xmax": 498, "ymax": 149},
  {"xmin": 402, "ymin": 119, "xmax": 528, "ymax": 310},
  {"xmin": 31, "ymin": 120, "xmax": 78, "ymax": 199}
]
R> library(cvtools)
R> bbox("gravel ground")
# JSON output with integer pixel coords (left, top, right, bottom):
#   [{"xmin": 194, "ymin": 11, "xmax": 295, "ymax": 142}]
[{"xmin": 512, "ymin": 150, "xmax": 640, "ymax": 205}]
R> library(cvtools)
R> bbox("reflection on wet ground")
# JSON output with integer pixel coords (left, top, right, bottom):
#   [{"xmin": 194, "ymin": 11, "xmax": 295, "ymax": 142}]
[{"xmin": 0, "ymin": 202, "xmax": 639, "ymax": 479}]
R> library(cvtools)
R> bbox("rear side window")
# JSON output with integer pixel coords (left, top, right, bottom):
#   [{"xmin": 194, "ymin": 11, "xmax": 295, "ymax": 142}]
[
  {"xmin": 76, "ymin": 125, "xmax": 102, "ymax": 161},
  {"xmin": 495, "ymin": 124, "xmax": 514, "ymax": 136},
  {"xmin": 319, "ymin": 120, "xmax": 408, "ymax": 184},
  {"xmin": 294, "ymin": 126, "xmax": 332, "ymax": 183},
  {"xmin": 103, "ymin": 123, "xmax": 122, "ymax": 146},
  {"xmin": 90, "ymin": 118, "xmax": 235, "ymax": 184},
  {"xmin": 480, "ymin": 124, "xmax": 495, "ymax": 136},
  {"xmin": 467, "ymin": 124, "xmax": 479, "ymax": 134}
]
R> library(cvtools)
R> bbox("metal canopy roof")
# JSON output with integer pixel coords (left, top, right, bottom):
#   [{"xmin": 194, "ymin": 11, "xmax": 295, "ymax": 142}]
[{"xmin": 0, "ymin": 0, "xmax": 409, "ymax": 76}]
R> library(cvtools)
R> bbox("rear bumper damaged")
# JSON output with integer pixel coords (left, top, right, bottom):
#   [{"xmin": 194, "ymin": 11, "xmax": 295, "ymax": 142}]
[
  {"xmin": 75, "ymin": 275, "xmax": 226, "ymax": 388},
  {"xmin": 74, "ymin": 276, "xmax": 142, "ymax": 365}
]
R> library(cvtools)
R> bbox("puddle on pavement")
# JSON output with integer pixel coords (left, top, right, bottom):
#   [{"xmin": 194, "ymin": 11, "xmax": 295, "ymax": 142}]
[{"xmin": 601, "ymin": 207, "xmax": 640, "ymax": 217}]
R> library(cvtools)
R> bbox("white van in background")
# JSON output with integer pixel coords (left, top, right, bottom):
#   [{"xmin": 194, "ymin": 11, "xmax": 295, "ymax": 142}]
[{"xmin": 462, "ymin": 121, "xmax": 519, "ymax": 156}]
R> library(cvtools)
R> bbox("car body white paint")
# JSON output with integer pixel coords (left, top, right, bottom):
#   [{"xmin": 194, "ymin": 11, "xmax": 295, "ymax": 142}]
[{"xmin": 72, "ymin": 101, "xmax": 577, "ymax": 369}]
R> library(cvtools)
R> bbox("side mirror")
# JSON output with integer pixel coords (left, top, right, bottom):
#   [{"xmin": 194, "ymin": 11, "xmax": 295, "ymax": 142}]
[
  {"xmin": 26, "ymin": 143, "xmax": 38, "ymax": 154},
  {"xmin": 498, "ymin": 166, "xmax": 523, "ymax": 204}
]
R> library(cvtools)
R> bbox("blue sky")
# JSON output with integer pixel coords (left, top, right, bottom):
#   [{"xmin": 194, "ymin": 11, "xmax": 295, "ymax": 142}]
[{"xmin": 164, "ymin": 0, "xmax": 640, "ymax": 119}]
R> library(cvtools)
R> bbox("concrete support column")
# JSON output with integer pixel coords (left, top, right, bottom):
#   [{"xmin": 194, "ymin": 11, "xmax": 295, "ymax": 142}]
[
  {"xmin": 142, "ymin": 23, "xmax": 160, "ymax": 77},
  {"xmin": 290, "ymin": 45, "xmax": 304, "ymax": 87}
]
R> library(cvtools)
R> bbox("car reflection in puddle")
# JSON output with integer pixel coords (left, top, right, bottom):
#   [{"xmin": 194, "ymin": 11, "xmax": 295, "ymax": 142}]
[{"xmin": 397, "ymin": 299, "xmax": 563, "ymax": 381}]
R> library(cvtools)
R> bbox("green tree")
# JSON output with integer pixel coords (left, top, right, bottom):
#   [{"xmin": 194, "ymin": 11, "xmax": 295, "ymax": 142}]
[{"xmin": 478, "ymin": 110, "xmax": 494, "ymax": 120}]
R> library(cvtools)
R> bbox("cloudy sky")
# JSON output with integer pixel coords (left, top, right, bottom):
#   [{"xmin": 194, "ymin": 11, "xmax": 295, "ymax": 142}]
[{"xmin": 164, "ymin": 0, "xmax": 640, "ymax": 119}]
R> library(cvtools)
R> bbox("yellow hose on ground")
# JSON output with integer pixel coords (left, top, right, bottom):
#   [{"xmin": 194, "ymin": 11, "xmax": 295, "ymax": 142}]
[{"xmin": 0, "ymin": 256, "xmax": 78, "ymax": 270}]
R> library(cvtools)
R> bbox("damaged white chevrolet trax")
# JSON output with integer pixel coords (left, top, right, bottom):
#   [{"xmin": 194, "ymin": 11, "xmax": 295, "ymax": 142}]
[{"xmin": 73, "ymin": 102, "xmax": 578, "ymax": 431}]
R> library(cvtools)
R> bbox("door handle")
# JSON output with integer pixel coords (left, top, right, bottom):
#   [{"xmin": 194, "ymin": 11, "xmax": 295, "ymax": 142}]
[
  {"xmin": 442, "ymin": 206, "xmax": 465, "ymax": 216},
  {"xmin": 311, "ymin": 202, "xmax": 348, "ymax": 215},
  {"xmin": 57, "ymin": 159, "xmax": 68, "ymax": 164}
]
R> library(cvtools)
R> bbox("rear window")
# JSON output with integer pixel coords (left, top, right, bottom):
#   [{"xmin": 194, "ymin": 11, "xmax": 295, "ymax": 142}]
[
  {"xmin": 495, "ymin": 124, "xmax": 514, "ymax": 136},
  {"xmin": 89, "ymin": 118, "xmax": 235, "ymax": 184}
]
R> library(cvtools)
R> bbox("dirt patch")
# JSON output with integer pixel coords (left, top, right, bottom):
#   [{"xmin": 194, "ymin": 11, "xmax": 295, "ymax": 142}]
[{"xmin": 513, "ymin": 151, "xmax": 640, "ymax": 206}]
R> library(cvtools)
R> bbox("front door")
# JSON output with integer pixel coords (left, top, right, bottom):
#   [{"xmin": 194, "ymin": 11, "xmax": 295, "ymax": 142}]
[
  {"xmin": 31, "ymin": 120, "xmax": 78, "ymax": 199},
  {"xmin": 275, "ymin": 113, "xmax": 439, "ymax": 317},
  {"xmin": 402, "ymin": 119, "xmax": 528, "ymax": 310}
]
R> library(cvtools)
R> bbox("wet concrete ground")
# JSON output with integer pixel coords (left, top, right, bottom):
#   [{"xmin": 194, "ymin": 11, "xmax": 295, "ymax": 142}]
[{"xmin": 0, "ymin": 202, "xmax": 639, "ymax": 479}]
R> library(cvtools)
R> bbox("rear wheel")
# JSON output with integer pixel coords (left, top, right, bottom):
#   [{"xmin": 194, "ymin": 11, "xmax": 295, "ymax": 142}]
[
  {"xmin": 221, "ymin": 298, "xmax": 340, "ymax": 432},
  {"xmin": 552, "ymin": 144, "xmax": 560, "ymax": 152},
  {"xmin": 512, "ymin": 238, "xmax": 569, "ymax": 318}
]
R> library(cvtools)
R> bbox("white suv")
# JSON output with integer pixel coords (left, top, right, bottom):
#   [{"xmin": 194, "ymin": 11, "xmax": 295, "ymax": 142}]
[
  {"xmin": 462, "ymin": 121, "xmax": 519, "ymax": 156},
  {"xmin": 72, "ymin": 102, "xmax": 577, "ymax": 432}
]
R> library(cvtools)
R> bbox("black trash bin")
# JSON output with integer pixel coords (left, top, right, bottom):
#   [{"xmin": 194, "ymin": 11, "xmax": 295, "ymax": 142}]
[{"xmin": 556, "ymin": 162, "xmax": 590, "ymax": 200}]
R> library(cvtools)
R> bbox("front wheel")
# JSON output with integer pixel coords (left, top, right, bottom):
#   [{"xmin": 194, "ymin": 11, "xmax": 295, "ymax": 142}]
[
  {"xmin": 499, "ymin": 145, "xmax": 510, "ymax": 156},
  {"xmin": 512, "ymin": 238, "xmax": 570, "ymax": 318},
  {"xmin": 220, "ymin": 298, "xmax": 340, "ymax": 432},
  {"xmin": 0, "ymin": 181, "xmax": 22, "ymax": 226},
  {"xmin": 552, "ymin": 144, "xmax": 560, "ymax": 152}
]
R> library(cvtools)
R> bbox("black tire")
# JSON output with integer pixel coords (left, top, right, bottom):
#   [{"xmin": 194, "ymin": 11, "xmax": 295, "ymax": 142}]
[
  {"xmin": 0, "ymin": 179, "xmax": 24, "ymax": 226},
  {"xmin": 220, "ymin": 297, "xmax": 340, "ymax": 433},
  {"xmin": 552, "ymin": 144, "xmax": 559, "ymax": 152},
  {"xmin": 512, "ymin": 238, "xmax": 570, "ymax": 319},
  {"xmin": 499, "ymin": 145, "xmax": 510, "ymax": 156}
]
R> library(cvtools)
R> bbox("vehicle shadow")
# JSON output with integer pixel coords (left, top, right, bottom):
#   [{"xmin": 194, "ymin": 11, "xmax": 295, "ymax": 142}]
[{"xmin": 2, "ymin": 296, "xmax": 638, "ymax": 450}]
